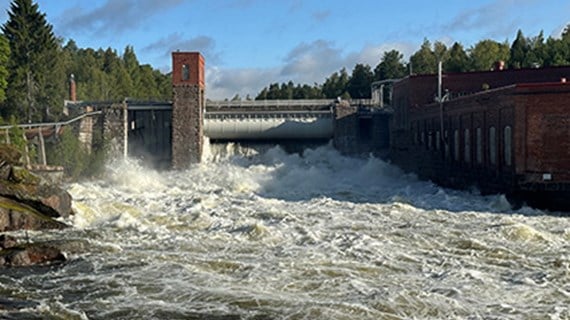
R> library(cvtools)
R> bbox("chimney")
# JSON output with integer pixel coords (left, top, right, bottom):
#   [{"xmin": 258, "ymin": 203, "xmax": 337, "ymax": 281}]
[{"xmin": 69, "ymin": 74, "xmax": 77, "ymax": 102}]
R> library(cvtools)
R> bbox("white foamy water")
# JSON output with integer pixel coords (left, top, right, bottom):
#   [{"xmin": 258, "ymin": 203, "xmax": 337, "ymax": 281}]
[{"xmin": 2, "ymin": 143, "xmax": 569, "ymax": 320}]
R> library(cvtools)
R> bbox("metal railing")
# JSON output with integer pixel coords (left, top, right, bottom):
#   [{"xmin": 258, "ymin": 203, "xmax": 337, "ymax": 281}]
[
  {"xmin": 206, "ymin": 99, "xmax": 335, "ymax": 108},
  {"xmin": 0, "ymin": 111, "xmax": 103, "ymax": 130}
]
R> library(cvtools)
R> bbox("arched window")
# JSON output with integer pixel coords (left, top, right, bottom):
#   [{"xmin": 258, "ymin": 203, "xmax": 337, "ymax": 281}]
[
  {"xmin": 454, "ymin": 130, "xmax": 460, "ymax": 161},
  {"xmin": 476, "ymin": 127, "xmax": 483, "ymax": 164},
  {"xmin": 464, "ymin": 128, "xmax": 471, "ymax": 163},
  {"xmin": 428, "ymin": 131, "xmax": 433, "ymax": 150},
  {"xmin": 421, "ymin": 131, "xmax": 425, "ymax": 146},
  {"xmin": 436, "ymin": 131, "xmax": 441, "ymax": 151},
  {"xmin": 504, "ymin": 126, "xmax": 512, "ymax": 166},
  {"xmin": 489, "ymin": 126, "xmax": 497, "ymax": 165}
]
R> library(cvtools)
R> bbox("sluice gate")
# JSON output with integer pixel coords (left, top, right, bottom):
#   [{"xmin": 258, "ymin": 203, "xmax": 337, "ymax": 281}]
[{"xmin": 204, "ymin": 109, "xmax": 334, "ymax": 141}]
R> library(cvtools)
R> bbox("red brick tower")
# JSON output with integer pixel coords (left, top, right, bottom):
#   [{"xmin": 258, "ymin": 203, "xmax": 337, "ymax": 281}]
[{"xmin": 171, "ymin": 52, "xmax": 205, "ymax": 168}]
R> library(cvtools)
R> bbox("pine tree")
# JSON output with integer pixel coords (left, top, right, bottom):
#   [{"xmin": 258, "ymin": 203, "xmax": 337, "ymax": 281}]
[
  {"xmin": 0, "ymin": 35, "xmax": 10, "ymax": 105},
  {"xmin": 509, "ymin": 30, "xmax": 529, "ymax": 69},
  {"xmin": 446, "ymin": 42, "xmax": 469, "ymax": 72},
  {"xmin": 2, "ymin": 0, "xmax": 65, "ymax": 122},
  {"xmin": 409, "ymin": 39, "xmax": 437, "ymax": 74},
  {"xmin": 374, "ymin": 50, "xmax": 407, "ymax": 81},
  {"xmin": 347, "ymin": 64, "xmax": 373, "ymax": 99}
]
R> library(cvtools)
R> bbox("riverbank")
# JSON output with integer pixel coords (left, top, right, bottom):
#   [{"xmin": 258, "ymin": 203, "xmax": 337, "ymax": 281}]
[{"xmin": 0, "ymin": 144, "xmax": 73, "ymax": 268}]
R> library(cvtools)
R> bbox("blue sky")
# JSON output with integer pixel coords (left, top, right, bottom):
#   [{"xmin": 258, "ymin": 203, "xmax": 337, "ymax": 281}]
[{"xmin": 0, "ymin": 0, "xmax": 568, "ymax": 99}]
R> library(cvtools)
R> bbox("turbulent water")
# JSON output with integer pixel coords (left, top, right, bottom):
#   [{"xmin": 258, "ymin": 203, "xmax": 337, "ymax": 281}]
[{"xmin": 1, "ymin": 142, "xmax": 569, "ymax": 320}]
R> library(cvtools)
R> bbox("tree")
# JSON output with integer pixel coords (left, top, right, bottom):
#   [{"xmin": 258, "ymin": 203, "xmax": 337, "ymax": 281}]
[
  {"xmin": 509, "ymin": 29, "xmax": 529, "ymax": 69},
  {"xmin": 469, "ymin": 39, "xmax": 510, "ymax": 71},
  {"xmin": 2, "ymin": 0, "xmax": 65, "ymax": 122},
  {"xmin": 0, "ymin": 35, "xmax": 10, "ymax": 105},
  {"xmin": 446, "ymin": 42, "xmax": 469, "ymax": 72},
  {"xmin": 322, "ymin": 68, "xmax": 349, "ymax": 98},
  {"xmin": 347, "ymin": 64, "xmax": 373, "ymax": 99},
  {"xmin": 410, "ymin": 38, "xmax": 437, "ymax": 74},
  {"xmin": 525, "ymin": 31, "xmax": 545, "ymax": 68},
  {"xmin": 373, "ymin": 50, "xmax": 407, "ymax": 81}
]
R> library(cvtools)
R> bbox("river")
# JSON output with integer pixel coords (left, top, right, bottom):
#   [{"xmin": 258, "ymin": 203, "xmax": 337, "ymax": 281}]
[{"xmin": 1, "ymin": 143, "xmax": 569, "ymax": 319}]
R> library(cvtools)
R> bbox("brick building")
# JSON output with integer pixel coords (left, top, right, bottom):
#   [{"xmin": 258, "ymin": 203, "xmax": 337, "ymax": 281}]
[{"xmin": 390, "ymin": 66, "xmax": 570, "ymax": 210}]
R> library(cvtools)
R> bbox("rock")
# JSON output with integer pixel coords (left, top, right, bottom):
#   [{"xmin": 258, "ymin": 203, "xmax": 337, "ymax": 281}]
[
  {"xmin": 0, "ymin": 197, "xmax": 67, "ymax": 232},
  {"xmin": 0, "ymin": 167, "xmax": 73, "ymax": 219},
  {"xmin": 0, "ymin": 234, "xmax": 17, "ymax": 249},
  {"xmin": 0, "ymin": 242, "xmax": 66, "ymax": 267}
]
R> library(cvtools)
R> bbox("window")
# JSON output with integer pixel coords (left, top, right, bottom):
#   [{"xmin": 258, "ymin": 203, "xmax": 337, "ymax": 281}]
[
  {"xmin": 489, "ymin": 127, "xmax": 497, "ymax": 165},
  {"xmin": 421, "ymin": 131, "xmax": 425, "ymax": 146},
  {"xmin": 476, "ymin": 127, "xmax": 483, "ymax": 164},
  {"xmin": 504, "ymin": 126, "xmax": 512, "ymax": 166},
  {"xmin": 182, "ymin": 64, "xmax": 190, "ymax": 81},
  {"xmin": 464, "ymin": 129, "xmax": 471, "ymax": 163},
  {"xmin": 454, "ymin": 130, "xmax": 460, "ymax": 161},
  {"xmin": 428, "ymin": 131, "xmax": 433, "ymax": 150}
]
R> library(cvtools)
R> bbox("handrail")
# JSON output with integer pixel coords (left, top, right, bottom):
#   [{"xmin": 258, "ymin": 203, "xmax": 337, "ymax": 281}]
[
  {"xmin": 0, "ymin": 111, "xmax": 102, "ymax": 130},
  {"xmin": 206, "ymin": 99, "xmax": 335, "ymax": 108}
]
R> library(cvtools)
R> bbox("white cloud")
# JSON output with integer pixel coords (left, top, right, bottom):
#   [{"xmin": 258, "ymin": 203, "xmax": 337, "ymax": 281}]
[
  {"xmin": 58, "ymin": 0, "xmax": 183, "ymax": 35},
  {"xmin": 144, "ymin": 33, "xmax": 222, "ymax": 64},
  {"xmin": 205, "ymin": 40, "xmax": 415, "ymax": 100}
]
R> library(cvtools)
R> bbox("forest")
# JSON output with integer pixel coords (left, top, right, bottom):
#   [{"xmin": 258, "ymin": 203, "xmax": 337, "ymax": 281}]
[{"xmin": 0, "ymin": 0, "xmax": 171, "ymax": 124}]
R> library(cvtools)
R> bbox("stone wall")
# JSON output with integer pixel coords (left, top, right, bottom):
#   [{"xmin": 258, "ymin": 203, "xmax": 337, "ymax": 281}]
[
  {"xmin": 102, "ymin": 103, "xmax": 128, "ymax": 161},
  {"xmin": 333, "ymin": 102, "xmax": 390, "ymax": 157},
  {"xmin": 172, "ymin": 85, "xmax": 203, "ymax": 168}
]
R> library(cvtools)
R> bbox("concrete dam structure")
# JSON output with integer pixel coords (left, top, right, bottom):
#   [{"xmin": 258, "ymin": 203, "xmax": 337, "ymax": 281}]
[
  {"xmin": 68, "ymin": 52, "xmax": 392, "ymax": 169},
  {"xmin": 204, "ymin": 101, "xmax": 334, "ymax": 141}
]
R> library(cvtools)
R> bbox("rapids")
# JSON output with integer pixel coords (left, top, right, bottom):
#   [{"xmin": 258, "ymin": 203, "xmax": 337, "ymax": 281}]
[{"xmin": 1, "ymin": 143, "xmax": 569, "ymax": 319}]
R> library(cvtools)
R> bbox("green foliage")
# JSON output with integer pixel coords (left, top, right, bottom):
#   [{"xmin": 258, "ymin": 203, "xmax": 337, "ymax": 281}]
[
  {"xmin": 446, "ymin": 42, "xmax": 469, "ymax": 72},
  {"xmin": 2, "ymin": 0, "xmax": 65, "ymax": 122},
  {"xmin": 374, "ymin": 50, "xmax": 407, "ymax": 81},
  {"xmin": 410, "ymin": 39, "xmax": 438, "ymax": 74},
  {"xmin": 0, "ymin": 35, "xmax": 9, "ymax": 103},
  {"xmin": 509, "ymin": 30, "xmax": 529, "ymax": 69},
  {"xmin": 347, "ymin": 64, "xmax": 374, "ymax": 99},
  {"xmin": 46, "ymin": 128, "xmax": 86, "ymax": 178},
  {"xmin": 322, "ymin": 68, "xmax": 350, "ymax": 99},
  {"xmin": 469, "ymin": 39, "xmax": 510, "ymax": 71},
  {"xmin": 256, "ymin": 81, "xmax": 323, "ymax": 100},
  {"xmin": 46, "ymin": 126, "xmax": 106, "ymax": 179}
]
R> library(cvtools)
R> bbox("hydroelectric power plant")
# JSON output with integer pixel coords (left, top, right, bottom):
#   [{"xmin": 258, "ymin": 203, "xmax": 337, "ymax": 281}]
[{"xmin": 1, "ymin": 52, "xmax": 569, "ymax": 319}]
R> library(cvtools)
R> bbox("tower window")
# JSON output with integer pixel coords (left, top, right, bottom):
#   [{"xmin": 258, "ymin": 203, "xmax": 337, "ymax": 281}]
[{"xmin": 182, "ymin": 64, "xmax": 190, "ymax": 81}]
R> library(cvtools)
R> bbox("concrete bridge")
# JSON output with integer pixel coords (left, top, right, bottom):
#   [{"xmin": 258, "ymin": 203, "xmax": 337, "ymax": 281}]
[{"xmin": 65, "ymin": 52, "xmax": 392, "ymax": 169}]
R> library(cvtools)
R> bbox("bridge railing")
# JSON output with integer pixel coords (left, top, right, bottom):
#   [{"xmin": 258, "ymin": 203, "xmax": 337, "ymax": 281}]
[
  {"xmin": 206, "ymin": 99, "xmax": 335, "ymax": 109},
  {"xmin": 0, "ymin": 111, "xmax": 103, "ymax": 168},
  {"xmin": 205, "ymin": 109, "xmax": 333, "ymax": 120}
]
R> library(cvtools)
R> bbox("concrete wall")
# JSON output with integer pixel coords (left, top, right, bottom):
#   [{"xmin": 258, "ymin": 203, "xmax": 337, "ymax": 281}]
[{"xmin": 333, "ymin": 102, "xmax": 390, "ymax": 157}]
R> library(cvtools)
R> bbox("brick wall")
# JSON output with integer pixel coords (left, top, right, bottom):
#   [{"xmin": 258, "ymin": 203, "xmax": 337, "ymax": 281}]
[{"xmin": 514, "ymin": 84, "xmax": 570, "ymax": 183}]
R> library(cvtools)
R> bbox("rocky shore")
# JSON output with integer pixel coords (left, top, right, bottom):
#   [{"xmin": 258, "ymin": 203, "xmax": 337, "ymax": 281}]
[{"xmin": 0, "ymin": 144, "xmax": 73, "ymax": 267}]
